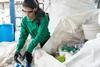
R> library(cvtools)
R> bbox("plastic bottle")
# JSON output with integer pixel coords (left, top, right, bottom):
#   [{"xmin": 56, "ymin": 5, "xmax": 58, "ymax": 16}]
[{"xmin": 15, "ymin": 63, "xmax": 21, "ymax": 67}]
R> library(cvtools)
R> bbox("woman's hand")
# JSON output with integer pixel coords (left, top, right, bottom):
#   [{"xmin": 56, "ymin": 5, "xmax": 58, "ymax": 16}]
[
  {"xmin": 14, "ymin": 51, "xmax": 22, "ymax": 63},
  {"xmin": 23, "ymin": 51, "xmax": 33, "ymax": 64}
]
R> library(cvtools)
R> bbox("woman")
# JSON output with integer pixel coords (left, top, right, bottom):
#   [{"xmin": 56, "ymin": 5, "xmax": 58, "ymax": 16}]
[{"xmin": 14, "ymin": 0, "xmax": 50, "ymax": 67}]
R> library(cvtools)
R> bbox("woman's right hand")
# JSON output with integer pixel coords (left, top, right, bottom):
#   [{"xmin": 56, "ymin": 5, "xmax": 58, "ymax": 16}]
[{"xmin": 14, "ymin": 51, "xmax": 22, "ymax": 62}]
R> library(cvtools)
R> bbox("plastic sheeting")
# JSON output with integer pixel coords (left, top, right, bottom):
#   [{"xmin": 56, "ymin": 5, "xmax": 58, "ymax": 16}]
[
  {"xmin": 34, "ymin": 49, "xmax": 66, "ymax": 67},
  {"xmin": 43, "ymin": 9, "xmax": 99, "ymax": 54},
  {"xmin": 48, "ymin": 0, "xmax": 97, "ymax": 35},
  {"xmin": 0, "ymin": 42, "xmax": 16, "ymax": 67},
  {"xmin": 64, "ymin": 36, "xmax": 100, "ymax": 67}
]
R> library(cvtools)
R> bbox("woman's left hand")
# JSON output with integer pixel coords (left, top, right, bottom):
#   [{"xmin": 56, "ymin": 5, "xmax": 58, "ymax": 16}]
[{"xmin": 23, "ymin": 51, "xmax": 33, "ymax": 64}]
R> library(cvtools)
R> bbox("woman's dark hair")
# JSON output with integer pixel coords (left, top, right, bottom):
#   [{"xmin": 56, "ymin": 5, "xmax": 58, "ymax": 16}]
[
  {"xmin": 23, "ymin": 0, "xmax": 38, "ymax": 9},
  {"xmin": 23, "ymin": 0, "xmax": 45, "ymax": 25}
]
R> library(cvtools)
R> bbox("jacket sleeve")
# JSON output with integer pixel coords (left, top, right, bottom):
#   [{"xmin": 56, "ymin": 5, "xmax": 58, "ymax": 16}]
[
  {"xmin": 26, "ymin": 14, "xmax": 49, "ymax": 53},
  {"xmin": 16, "ymin": 20, "xmax": 29, "ymax": 52}
]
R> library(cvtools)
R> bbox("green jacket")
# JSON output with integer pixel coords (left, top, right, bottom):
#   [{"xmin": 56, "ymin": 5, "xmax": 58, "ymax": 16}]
[{"xmin": 16, "ymin": 13, "xmax": 50, "ymax": 53}]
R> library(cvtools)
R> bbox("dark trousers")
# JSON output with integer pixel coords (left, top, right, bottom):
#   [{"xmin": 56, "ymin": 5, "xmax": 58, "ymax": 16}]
[{"xmin": 40, "ymin": 36, "xmax": 50, "ymax": 48}]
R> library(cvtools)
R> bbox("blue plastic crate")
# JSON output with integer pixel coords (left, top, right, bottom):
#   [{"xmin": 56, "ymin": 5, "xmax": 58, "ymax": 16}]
[{"xmin": 0, "ymin": 24, "xmax": 15, "ymax": 42}]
